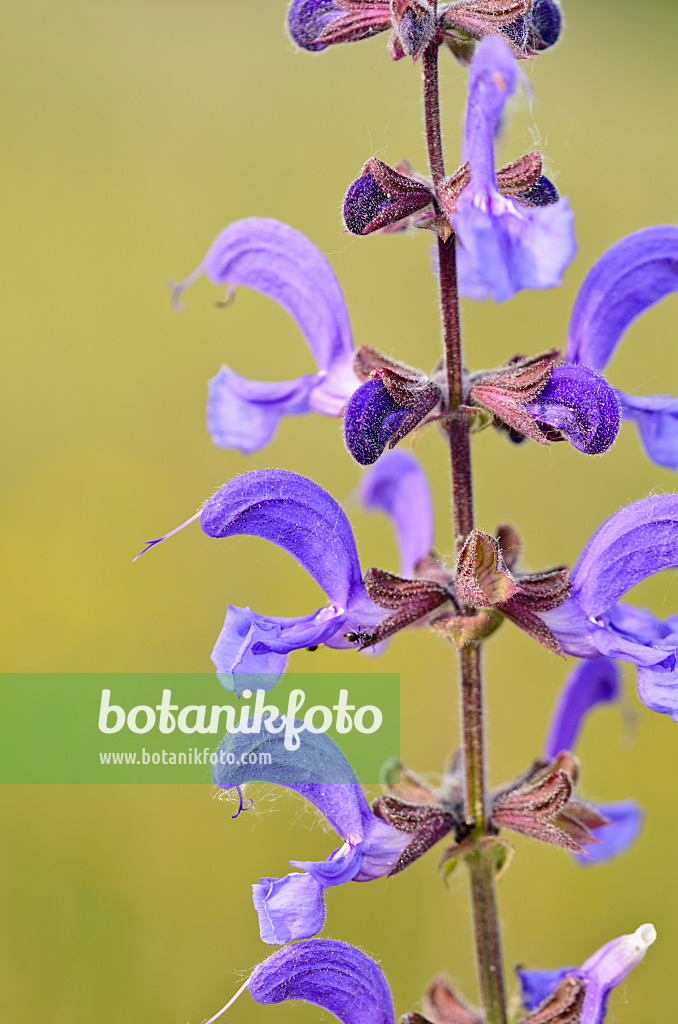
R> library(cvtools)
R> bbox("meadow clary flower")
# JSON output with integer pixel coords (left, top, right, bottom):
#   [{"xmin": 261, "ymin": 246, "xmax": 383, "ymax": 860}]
[
  {"xmin": 136, "ymin": 454, "xmax": 436, "ymax": 694},
  {"xmin": 171, "ymin": 218, "xmax": 358, "ymax": 454},
  {"xmin": 452, "ymin": 36, "xmax": 576, "ymax": 302},
  {"xmin": 542, "ymin": 494, "xmax": 678, "ymax": 720},
  {"xmin": 212, "ymin": 727, "xmax": 408, "ymax": 943},
  {"xmin": 201, "ymin": 939, "xmax": 397, "ymax": 1024},
  {"xmin": 565, "ymin": 226, "xmax": 678, "ymax": 469},
  {"xmin": 544, "ymin": 658, "xmax": 643, "ymax": 865},
  {"xmin": 518, "ymin": 923, "xmax": 656, "ymax": 1024}
]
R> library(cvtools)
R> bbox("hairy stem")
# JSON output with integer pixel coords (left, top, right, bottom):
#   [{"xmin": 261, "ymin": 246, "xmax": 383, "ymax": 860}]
[{"xmin": 422, "ymin": 40, "xmax": 508, "ymax": 1024}]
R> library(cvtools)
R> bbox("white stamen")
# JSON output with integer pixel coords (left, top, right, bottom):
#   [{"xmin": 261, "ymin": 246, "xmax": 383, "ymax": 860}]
[{"xmin": 202, "ymin": 977, "xmax": 250, "ymax": 1024}]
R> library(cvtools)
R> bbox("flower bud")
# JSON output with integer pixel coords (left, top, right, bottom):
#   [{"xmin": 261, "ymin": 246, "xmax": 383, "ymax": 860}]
[
  {"xmin": 287, "ymin": 0, "xmax": 341, "ymax": 51},
  {"xmin": 515, "ymin": 174, "xmax": 560, "ymax": 207},
  {"xmin": 503, "ymin": 0, "xmax": 562, "ymax": 55}
]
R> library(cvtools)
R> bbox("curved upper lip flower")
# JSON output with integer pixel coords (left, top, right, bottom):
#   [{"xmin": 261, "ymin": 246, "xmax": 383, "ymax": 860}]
[
  {"xmin": 170, "ymin": 217, "xmax": 359, "ymax": 455},
  {"xmin": 450, "ymin": 36, "xmax": 576, "ymax": 303},
  {"xmin": 564, "ymin": 225, "xmax": 678, "ymax": 469},
  {"xmin": 136, "ymin": 452, "xmax": 437, "ymax": 694},
  {"xmin": 541, "ymin": 494, "xmax": 678, "ymax": 720},
  {"xmin": 518, "ymin": 923, "xmax": 656, "ymax": 1024},
  {"xmin": 212, "ymin": 726, "xmax": 408, "ymax": 944}
]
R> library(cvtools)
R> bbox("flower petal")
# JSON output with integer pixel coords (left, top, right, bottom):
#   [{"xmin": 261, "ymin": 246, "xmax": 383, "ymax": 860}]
[
  {"xmin": 579, "ymin": 924, "xmax": 656, "ymax": 1024},
  {"xmin": 287, "ymin": 0, "xmax": 343, "ymax": 50},
  {"xmin": 211, "ymin": 604, "xmax": 346, "ymax": 695},
  {"xmin": 455, "ymin": 192, "xmax": 576, "ymax": 303},
  {"xmin": 291, "ymin": 841, "xmax": 366, "ymax": 886},
  {"xmin": 569, "ymin": 494, "xmax": 678, "ymax": 617},
  {"xmin": 344, "ymin": 378, "xmax": 409, "ymax": 466},
  {"xmin": 174, "ymin": 218, "xmax": 356, "ymax": 378},
  {"xmin": 206, "ymin": 366, "xmax": 322, "ymax": 454},
  {"xmin": 518, "ymin": 967, "xmax": 579, "ymax": 1012},
  {"xmin": 527, "ymin": 364, "xmax": 620, "ymax": 454},
  {"xmin": 618, "ymin": 390, "xmax": 678, "ymax": 470},
  {"xmin": 637, "ymin": 659, "xmax": 678, "ymax": 720},
  {"xmin": 566, "ymin": 226, "xmax": 678, "ymax": 370},
  {"xmin": 543, "ymin": 658, "xmax": 620, "ymax": 760},
  {"xmin": 574, "ymin": 800, "xmax": 643, "ymax": 866},
  {"xmin": 360, "ymin": 451, "xmax": 434, "ymax": 577},
  {"xmin": 249, "ymin": 939, "xmax": 396, "ymax": 1024},
  {"xmin": 200, "ymin": 469, "xmax": 366, "ymax": 609},
  {"xmin": 253, "ymin": 873, "xmax": 326, "ymax": 944}
]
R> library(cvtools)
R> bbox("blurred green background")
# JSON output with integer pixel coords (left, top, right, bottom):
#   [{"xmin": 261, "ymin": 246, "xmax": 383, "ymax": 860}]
[{"xmin": 2, "ymin": 0, "xmax": 678, "ymax": 1020}]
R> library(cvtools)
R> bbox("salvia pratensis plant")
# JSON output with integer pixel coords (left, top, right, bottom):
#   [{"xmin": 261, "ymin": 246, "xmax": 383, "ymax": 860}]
[{"xmin": 137, "ymin": 2, "xmax": 678, "ymax": 1021}]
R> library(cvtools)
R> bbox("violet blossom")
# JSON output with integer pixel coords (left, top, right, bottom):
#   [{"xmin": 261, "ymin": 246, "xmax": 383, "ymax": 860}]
[
  {"xmin": 136, "ymin": 454, "xmax": 436, "ymax": 694},
  {"xmin": 452, "ymin": 36, "xmax": 576, "ymax": 302},
  {"xmin": 565, "ymin": 226, "xmax": 678, "ymax": 469},
  {"xmin": 542, "ymin": 494, "xmax": 678, "ymax": 720},
  {"xmin": 518, "ymin": 923, "xmax": 656, "ymax": 1024},
  {"xmin": 202, "ymin": 939, "xmax": 397, "ymax": 1024},
  {"xmin": 212, "ymin": 726, "xmax": 408, "ymax": 944},
  {"xmin": 543, "ymin": 658, "xmax": 643, "ymax": 865},
  {"xmin": 170, "ymin": 218, "xmax": 358, "ymax": 454}
]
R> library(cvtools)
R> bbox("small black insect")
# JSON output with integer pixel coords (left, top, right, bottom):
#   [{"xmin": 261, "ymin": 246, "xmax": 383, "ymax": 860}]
[
  {"xmin": 343, "ymin": 628, "xmax": 376, "ymax": 647},
  {"xmin": 306, "ymin": 645, "xmax": 319, "ymax": 652}
]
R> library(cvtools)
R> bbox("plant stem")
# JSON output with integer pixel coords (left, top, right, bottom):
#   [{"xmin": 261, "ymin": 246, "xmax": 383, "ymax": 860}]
[{"xmin": 422, "ymin": 40, "xmax": 508, "ymax": 1024}]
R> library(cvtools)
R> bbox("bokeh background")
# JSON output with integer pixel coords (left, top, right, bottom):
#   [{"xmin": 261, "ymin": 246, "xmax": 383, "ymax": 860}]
[{"xmin": 2, "ymin": 0, "xmax": 678, "ymax": 1020}]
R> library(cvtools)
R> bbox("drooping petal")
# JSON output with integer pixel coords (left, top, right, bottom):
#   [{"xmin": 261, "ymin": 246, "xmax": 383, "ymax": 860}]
[
  {"xmin": 200, "ymin": 470, "xmax": 366, "ymax": 609},
  {"xmin": 574, "ymin": 801, "xmax": 643, "ymax": 866},
  {"xmin": 543, "ymin": 658, "xmax": 620, "ymax": 760},
  {"xmin": 291, "ymin": 841, "xmax": 367, "ymax": 886},
  {"xmin": 211, "ymin": 604, "xmax": 346, "ymax": 695},
  {"xmin": 617, "ymin": 390, "xmax": 678, "ymax": 470},
  {"xmin": 248, "ymin": 939, "xmax": 396, "ymax": 1024},
  {"xmin": 637, "ymin": 658, "xmax": 678, "ymax": 720},
  {"xmin": 253, "ymin": 873, "xmax": 327, "ymax": 944},
  {"xmin": 566, "ymin": 226, "xmax": 678, "ymax": 370},
  {"xmin": 206, "ymin": 366, "xmax": 324, "ymax": 454},
  {"xmin": 569, "ymin": 494, "xmax": 678, "ymax": 617},
  {"xmin": 526, "ymin": 364, "xmax": 621, "ymax": 454},
  {"xmin": 360, "ymin": 451, "xmax": 434, "ymax": 577},
  {"xmin": 173, "ymin": 218, "xmax": 356, "ymax": 378},
  {"xmin": 344, "ymin": 378, "xmax": 409, "ymax": 465}
]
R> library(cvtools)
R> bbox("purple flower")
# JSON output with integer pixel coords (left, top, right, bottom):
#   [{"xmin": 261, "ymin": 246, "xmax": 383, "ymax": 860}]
[
  {"xmin": 170, "ymin": 218, "xmax": 358, "ymax": 454},
  {"xmin": 544, "ymin": 658, "xmax": 643, "ymax": 864},
  {"xmin": 359, "ymin": 449, "xmax": 433, "ymax": 577},
  {"xmin": 565, "ymin": 226, "xmax": 678, "ymax": 469},
  {"xmin": 212, "ymin": 727, "xmax": 407, "ymax": 943},
  {"xmin": 526, "ymin": 363, "xmax": 621, "ymax": 455},
  {"xmin": 136, "ymin": 454, "xmax": 435, "ymax": 694},
  {"xmin": 503, "ymin": 0, "xmax": 562, "ymax": 54},
  {"xmin": 518, "ymin": 923, "xmax": 656, "ymax": 1024},
  {"xmin": 542, "ymin": 494, "xmax": 678, "ymax": 720},
  {"xmin": 287, "ymin": 0, "xmax": 392, "ymax": 52},
  {"xmin": 452, "ymin": 36, "xmax": 576, "ymax": 302},
  {"xmin": 202, "ymin": 939, "xmax": 396, "ymax": 1024}
]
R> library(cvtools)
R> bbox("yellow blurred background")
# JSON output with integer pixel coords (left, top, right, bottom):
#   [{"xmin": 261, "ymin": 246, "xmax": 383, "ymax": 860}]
[{"xmin": 2, "ymin": 0, "xmax": 678, "ymax": 1020}]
